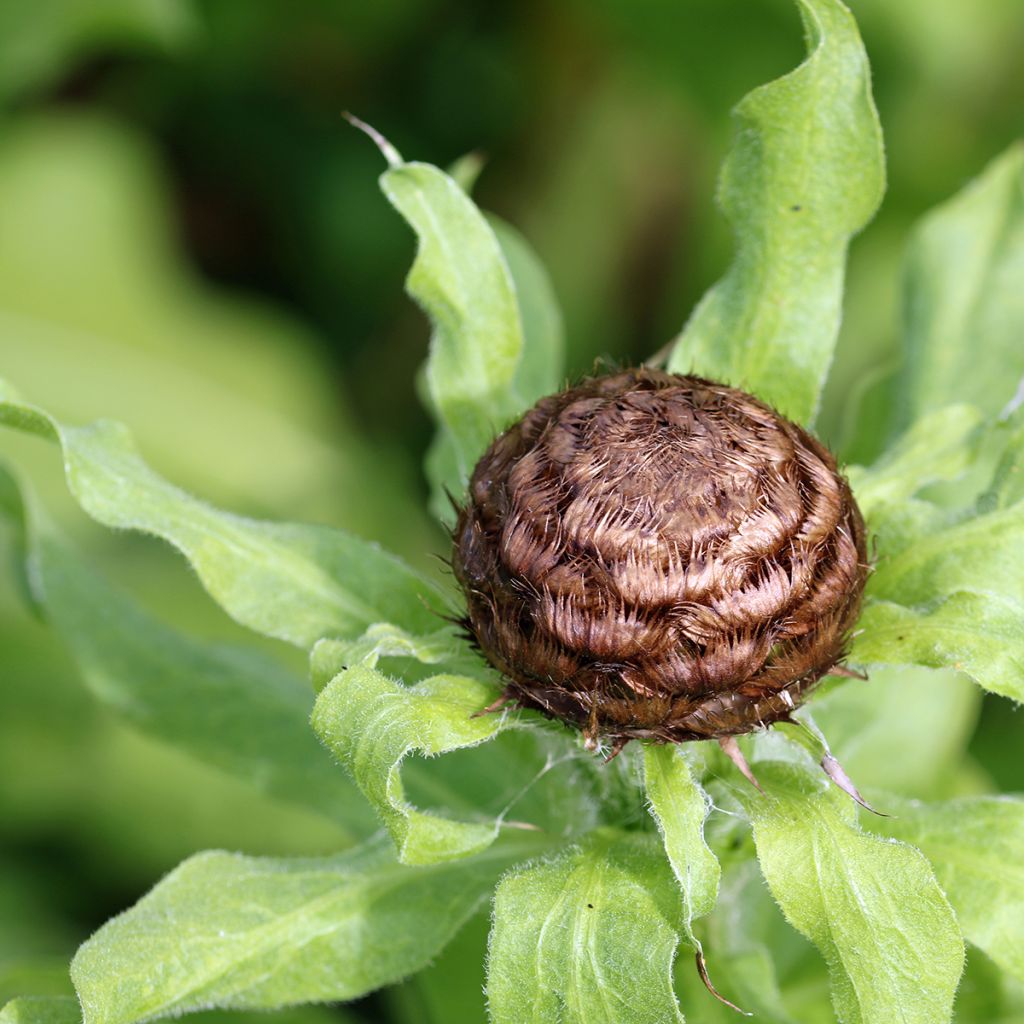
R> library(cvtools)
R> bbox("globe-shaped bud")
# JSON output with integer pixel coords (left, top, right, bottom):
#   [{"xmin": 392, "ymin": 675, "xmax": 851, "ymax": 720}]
[{"xmin": 453, "ymin": 368, "xmax": 867, "ymax": 751}]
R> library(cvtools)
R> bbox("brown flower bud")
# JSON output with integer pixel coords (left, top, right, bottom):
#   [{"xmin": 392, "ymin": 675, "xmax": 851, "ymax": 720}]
[{"xmin": 453, "ymin": 368, "xmax": 867, "ymax": 752}]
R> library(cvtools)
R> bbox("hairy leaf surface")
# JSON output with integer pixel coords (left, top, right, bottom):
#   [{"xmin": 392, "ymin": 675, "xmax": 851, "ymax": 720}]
[
  {"xmin": 379, "ymin": 158, "xmax": 525, "ymax": 488},
  {"xmin": 874, "ymin": 796, "xmax": 1024, "ymax": 983},
  {"xmin": 855, "ymin": 410, "xmax": 1024, "ymax": 701},
  {"xmin": 642, "ymin": 746, "xmax": 720, "ymax": 957},
  {"xmin": 71, "ymin": 836, "xmax": 538, "ymax": 1024},
  {"xmin": 487, "ymin": 830, "xmax": 685, "ymax": 1024},
  {"xmin": 667, "ymin": 0, "xmax": 884, "ymax": 425},
  {"xmin": 0, "ymin": 381, "xmax": 445, "ymax": 648},
  {"xmin": 745, "ymin": 763, "xmax": 964, "ymax": 1024},
  {"xmin": 312, "ymin": 665, "xmax": 512, "ymax": 864}
]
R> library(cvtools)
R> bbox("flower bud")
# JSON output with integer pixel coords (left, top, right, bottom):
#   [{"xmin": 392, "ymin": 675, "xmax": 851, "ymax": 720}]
[{"xmin": 453, "ymin": 368, "xmax": 867, "ymax": 751}]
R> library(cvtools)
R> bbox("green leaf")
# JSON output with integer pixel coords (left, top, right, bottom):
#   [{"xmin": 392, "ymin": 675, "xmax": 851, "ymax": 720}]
[
  {"xmin": 745, "ymin": 762, "xmax": 964, "ymax": 1024},
  {"xmin": 667, "ymin": 0, "xmax": 885, "ymax": 425},
  {"xmin": 489, "ymin": 215, "xmax": 565, "ymax": 410},
  {"xmin": 855, "ymin": 594, "xmax": 1024, "ymax": 703},
  {"xmin": 0, "ymin": 382, "xmax": 447, "ymax": 648},
  {"xmin": 309, "ymin": 623, "xmax": 478, "ymax": 694},
  {"xmin": 487, "ymin": 830, "xmax": 685, "ymax": 1024},
  {"xmin": 642, "ymin": 745, "xmax": 720, "ymax": 955},
  {"xmin": 847, "ymin": 403, "xmax": 982, "ymax": 524},
  {"xmin": 873, "ymin": 795, "xmax": 1024, "ymax": 983},
  {"xmin": 312, "ymin": 665, "xmax": 512, "ymax": 865},
  {"xmin": 380, "ymin": 160, "xmax": 527, "ymax": 486},
  {"xmin": 0, "ymin": 467, "xmax": 373, "ymax": 833},
  {"xmin": 854, "ymin": 411, "xmax": 1024, "ymax": 701},
  {"xmin": 422, "ymin": 213, "xmax": 565, "ymax": 524},
  {"xmin": 71, "ymin": 835, "xmax": 538, "ymax": 1024},
  {"xmin": 0, "ymin": 998, "xmax": 79, "ymax": 1024},
  {"xmin": 899, "ymin": 143, "xmax": 1024, "ymax": 426}
]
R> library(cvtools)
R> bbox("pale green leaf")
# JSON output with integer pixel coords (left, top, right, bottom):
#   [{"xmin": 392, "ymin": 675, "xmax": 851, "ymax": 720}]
[
  {"xmin": 487, "ymin": 830, "xmax": 685, "ymax": 1024},
  {"xmin": 0, "ymin": 998, "xmax": 79, "ymax": 1024},
  {"xmin": 0, "ymin": 383, "xmax": 447, "ymax": 648},
  {"xmin": 873, "ymin": 795, "xmax": 1024, "ymax": 983},
  {"xmin": 668, "ymin": 0, "xmax": 885, "ymax": 425},
  {"xmin": 71, "ymin": 835, "xmax": 539, "ymax": 1024},
  {"xmin": 854, "ymin": 594, "xmax": 1024, "ymax": 703},
  {"xmin": 847, "ymin": 403, "xmax": 982, "ymax": 523},
  {"xmin": 309, "ymin": 623, "xmax": 479, "ymax": 693},
  {"xmin": 0, "ymin": 462, "xmax": 372, "ymax": 832},
  {"xmin": 414, "ymin": 211, "xmax": 564, "ymax": 523},
  {"xmin": 746, "ymin": 762, "xmax": 964, "ymax": 1024},
  {"xmin": 642, "ymin": 745, "xmax": 720, "ymax": 953},
  {"xmin": 312, "ymin": 665, "xmax": 512, "ymax": 865},
  {"xmin": 854, "ymin": 414, "xmax": 1024, "ymax": 701},
  {"xmin": 489, "ymin": 215, "xmax": 565, "ymax": 410},
  {"xmin": 380, "ymin": 161, "xmax": 526, "ymax": 485},
  {"xmin": 979, "ymin": 411, "xmax": 1024, "ymax": 512},
  {"xmin": 899, "ymin": 143, "xmax": 1024, "ymax": 426}
]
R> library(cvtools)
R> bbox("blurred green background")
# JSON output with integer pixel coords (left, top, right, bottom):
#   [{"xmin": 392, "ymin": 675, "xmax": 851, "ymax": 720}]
[{"xmin": 2, "ymin": 1, "xmax": 1023, "ymax": 1021}]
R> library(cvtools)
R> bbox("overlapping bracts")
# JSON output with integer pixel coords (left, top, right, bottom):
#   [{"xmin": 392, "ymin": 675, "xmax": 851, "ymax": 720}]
[{"xmin": 453, "ymin": 368, "xmax": 867, "ymax": 748}]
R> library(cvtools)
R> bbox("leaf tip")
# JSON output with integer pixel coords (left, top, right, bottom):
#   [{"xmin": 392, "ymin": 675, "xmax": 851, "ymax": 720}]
[{"xmin": 343, "ymin": 112, "xmax": 403, "ymax": 168}]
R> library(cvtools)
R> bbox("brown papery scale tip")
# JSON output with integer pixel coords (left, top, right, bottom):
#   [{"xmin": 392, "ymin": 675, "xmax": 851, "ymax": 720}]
[{"xmin": 453, "ymin": 368, "xmax": 868, "ymax": 758}]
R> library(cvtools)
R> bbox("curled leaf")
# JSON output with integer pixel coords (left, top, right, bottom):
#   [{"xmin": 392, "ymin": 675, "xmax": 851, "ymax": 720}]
[{"xmin": 668, "ymin": 0, "xmax": 885, "ymax": 425}]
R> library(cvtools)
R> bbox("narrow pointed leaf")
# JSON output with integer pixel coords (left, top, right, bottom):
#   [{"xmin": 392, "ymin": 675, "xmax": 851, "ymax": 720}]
[
  {"xmin": 899, "ymin": 143, "xmax": 1024, "ymax": 426},
  {"xmin": 487, "ymin": 830, "xmax": 685, "ymax": 1024},
  {"xmin": 70, "ymin": 836, "xmax": 538, "ymax": 1024},
  {"xmin": 312, "ymin": 665, "xmax": 511, "ymax": 865},
  {"xmin": 872, "ymin": 795, "xmax": 1024, "ymax": 983},
  {"xmin": 642, "ymin": 745, "xmax": 720, "ymax": 952},
  {"xmin": 745, "ymin": 763, "xmax": 964, "ymax": 1024},
  {"xmin": 668, "ymin": 0, "xmax": 885, "ymax": 425},
  {"xmin": 381, "ymin": 153, "xmax": 565, "ymax": 522},
  {"xmin": 0, "ymin": 382, "xmax": 446, "ymax": 647},
  {"xmin": 380, "ymin": 161, "xmax": 526, "ymax": 486}
]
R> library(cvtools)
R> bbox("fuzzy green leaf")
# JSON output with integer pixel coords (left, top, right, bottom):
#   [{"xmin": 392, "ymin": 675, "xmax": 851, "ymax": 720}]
[
  {"xmin": 402, "ymin": 202, "xmax": 563, "ymax": 522},
  {"xmin": 0, "ymin": 466, "xmax": 373, "ymax": 833},
  {"xmin": 900, "ymin": 143, "xmax": 1024, "ymax": 426},
  {"xmin": 71, "ymin": 835, "xmax": 537, "ymax": 1024},
  {"xmin": 380, "ymin": 160, "xmax": 526, "ymax": 486},
  {"xmin": 312, "ymin": 665, "xmax": 512, "ymax": 865},
  {"xmin": 854, "ymin": 594, "xmax": 1024, "ymax": 703},
  {"xmin": 667, "ymin": 0, "xmax": 884, "ymax": 425},
  {"xmin": 490, "ymin": 215, "xmax": 565, "ymax": 409},
  {"xmin": 487, "ymin": 830, "xmax": 685, "ymax": 1024},
  {"xmin": 642, "ymin": 745, "xmax": 720, "ymax": 954},
  {"xmin": 847, "ymin": 403, "xmax": 982, "ymax": 524},
  {"xmin": 872, "ymin": 796, "xmax": 1024, "ymax": 983},
  {"xmin": 309, "ymin": 623, "xmax": 477, "ymax": 693},
  {"xmin": 854, "ymin": 410, "xmax": 1024, "ymax": 701},
  {"xmin": 0, "ymin": 999, "xmax": 79, "ymax": 1024},
  {"xmin": 746, "ymin": 762, "xmax": 964, "ymax": 1024},
  {"xmin": 0, "ymin": 382, "xmax": 446, "ymax": 647}
]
